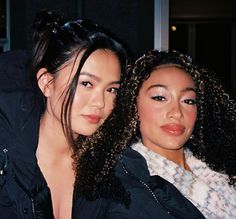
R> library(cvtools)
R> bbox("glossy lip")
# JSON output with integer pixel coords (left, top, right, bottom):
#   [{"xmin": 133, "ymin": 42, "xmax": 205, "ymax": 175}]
[
  {"xmin": 160, "ymin": 123, "xmax": 185, "ymax": 136},
  {"xmin": 82, "ymin": 114, "xmax": 102, "ymax": 124}
]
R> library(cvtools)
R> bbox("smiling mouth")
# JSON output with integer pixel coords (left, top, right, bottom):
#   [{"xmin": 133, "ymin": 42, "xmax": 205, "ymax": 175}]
[
  {"xmin": 83, "ymin": 115, "xmax": 101, "ymax": 124},
  {"xmin": 160, "ymin": 124, "xmax": 185, "ymax": 136}
]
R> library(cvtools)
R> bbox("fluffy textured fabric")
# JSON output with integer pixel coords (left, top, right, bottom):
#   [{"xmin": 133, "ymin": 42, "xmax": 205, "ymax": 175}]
[{"xmin": 132, "ymin": 141, "xmax": 236, "ymax": 219}]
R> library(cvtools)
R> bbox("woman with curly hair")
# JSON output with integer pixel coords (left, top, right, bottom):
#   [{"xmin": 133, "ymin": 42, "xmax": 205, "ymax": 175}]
[
  {"xmin": 0, "ymin": 9, "xmax": 129, "ymax": 218},
  {"xmin": 105, "ymin": 50, "xmax": 236, "ymax": 218}
]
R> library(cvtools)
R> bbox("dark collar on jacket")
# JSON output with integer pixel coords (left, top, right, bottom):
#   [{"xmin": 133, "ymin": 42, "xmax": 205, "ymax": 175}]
[
  {"xmin": 115, "ymin": 146, "xmax": 206, "ymax": 219},
  {"xmin": 116, "ymin": 146, "xmax": 151, "ymax": 182}
]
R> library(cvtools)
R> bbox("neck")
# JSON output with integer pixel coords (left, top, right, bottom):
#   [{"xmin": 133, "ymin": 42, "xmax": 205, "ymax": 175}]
[
  {"xmin": 140, "ymin": 141, "xmax": 190, "ymax": 171},
  {"xmin": 37, "ymin": 111, "xmax": 73, "ymax": 164},
  {"xmin": 164, "ymin": 150, "xmax": 191, "ymax": 171}
]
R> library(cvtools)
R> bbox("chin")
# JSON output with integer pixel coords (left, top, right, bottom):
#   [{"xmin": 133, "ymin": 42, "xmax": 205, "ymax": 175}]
[
  {"xmin": 72, "ymin": 129, "xmax": 96, "ymax": 137},
  {"xmin": 80, "ymin": 129, "xmax": 98, "ymax": 136},
  {"xmin": 165, "ymin": 142, "xmax": 184, "ymax": 150},
  {"xmin": 170, "ymin": 145, "xmax": 184, "ymax": 151}
]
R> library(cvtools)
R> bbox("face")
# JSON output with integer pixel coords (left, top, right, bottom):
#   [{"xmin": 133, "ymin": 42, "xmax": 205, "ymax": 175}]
[
  {"xmin": 39, "ymin": 49, "xmax": 121, "ymax": 137},
  {"xmin": 137, "ymin": 66, "xmax": 197, "ymax": 156}
]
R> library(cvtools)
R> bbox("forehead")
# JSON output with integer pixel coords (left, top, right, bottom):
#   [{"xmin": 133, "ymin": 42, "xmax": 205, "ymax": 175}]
[
  {"xmin": 82, "ymin": 49, "xmax": 118, "ymax": 66},
  {"xmin": 67, "ymin": 49, "xmax": 120, "ymax": 72},
  {"xmin": 142, "ymin": 66, "xmax": 195, "ymax": 89},
  {"xmin": 81, "ymin": 49, "xmax": 121, "ymax": 78},
  {"xmin": 55, "ymin": 49, "xmax": 121, "ymax": 83}
]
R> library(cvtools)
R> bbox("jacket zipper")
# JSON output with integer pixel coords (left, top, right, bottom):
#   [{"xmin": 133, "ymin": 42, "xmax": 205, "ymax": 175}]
[
  {"xmin": 0, "ymin": 148, "xmax": 8, "ymax": 176},
  {"xmin": 0, "ymin": 148, "xmax": 8, "ymax": 189},
  {"xmin": 31, "ymin": 198, "xmax": 36, "ymax": 219},
  {"xmin": 122, "ymin": 164, "xmax": 172, "ymax": 216}
]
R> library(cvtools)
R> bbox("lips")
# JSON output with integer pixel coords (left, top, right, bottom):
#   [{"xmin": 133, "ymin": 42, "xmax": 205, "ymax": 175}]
[
  {"xmin": 83, "ymin": 114, "xmax": 101, "ymax": 124},
  {"xmin": 160, "ymin": 124, "xmax": 185, "ymax": 136}
]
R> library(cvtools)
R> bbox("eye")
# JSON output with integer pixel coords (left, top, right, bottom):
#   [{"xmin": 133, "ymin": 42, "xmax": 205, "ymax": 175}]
[
  {"xmin": 107, "ymin": 87, "xmax": 119, "ymax": 94},
  {"xmin": 151, "ymin": 96, "xmax": 166, "ymax": 101},
  {"xmin": 183, "ymin": 99, "xmax": 196, "ymax": 105},
  {"xmin": 80, "ymin": 81, "xmax": 92, "ymax": 88}
]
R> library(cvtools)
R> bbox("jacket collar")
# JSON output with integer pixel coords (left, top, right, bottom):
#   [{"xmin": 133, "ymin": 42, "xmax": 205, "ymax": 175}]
[{"xmin": 116, "ymin": 146, "xmax": 151, "ymax": 183}]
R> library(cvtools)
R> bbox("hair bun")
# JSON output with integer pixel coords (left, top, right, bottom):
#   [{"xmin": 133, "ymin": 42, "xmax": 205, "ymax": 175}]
[{"xmin": 32, "ymin": 9, "xmax": 65, "ymax": 34}]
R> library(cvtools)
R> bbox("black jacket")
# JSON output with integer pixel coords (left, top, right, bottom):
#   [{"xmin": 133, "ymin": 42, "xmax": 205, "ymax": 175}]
[{"xmin": 107, "ymin": 148, "xmax": 206, "ymax": 219}]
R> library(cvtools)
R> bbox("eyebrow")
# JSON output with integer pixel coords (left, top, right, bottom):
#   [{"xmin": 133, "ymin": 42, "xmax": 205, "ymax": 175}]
[
  {"xmin": 80, "ymin": 72, "xmax": 120, "ymax": 85},
  {"xmin": 182, "ymin": 87, "xmax": 196, "ymax": 93},
  {"xmin": 147, "ymin": 84, "xmax": 167, "ymax": 91},
  {"xmin": 147, "ymin": 84, "xmax": 196, "ymax": 93}
]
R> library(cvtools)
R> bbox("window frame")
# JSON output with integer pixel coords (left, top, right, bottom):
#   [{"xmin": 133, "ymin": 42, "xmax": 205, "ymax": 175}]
[{"xmin": 0, "ymin": 0, "xmax": 10, "ymax": 51}]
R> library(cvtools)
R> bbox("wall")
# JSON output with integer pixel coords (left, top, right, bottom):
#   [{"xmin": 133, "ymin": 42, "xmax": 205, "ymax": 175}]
[
  {"xmin": 80, "ymin": 0, "xmax": 154, "ymax": 56},
  {"xmin": 10, "ymin": 0, "xmax": 78, "ymax": 50},
  {"xmin": 170, "ymin": 0, "xmax": 236, "ymax": 96},
  {"xmin": 10, "ymin": 0, "xmax": 154, "ymax": 57},
  {"xmin": 170, "ymin": 0, "xmax": 236, "ymax": 19}
]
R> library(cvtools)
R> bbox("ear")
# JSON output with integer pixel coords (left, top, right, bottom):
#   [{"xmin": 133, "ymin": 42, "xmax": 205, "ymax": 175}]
[{"xmin": 37, "ymin": 68, "xmax": 54, "ymax": 97}]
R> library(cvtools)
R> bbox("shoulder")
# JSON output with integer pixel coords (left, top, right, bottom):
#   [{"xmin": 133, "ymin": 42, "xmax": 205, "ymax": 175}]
[
  {"xmin": 0, "ymin": 88, "xmax": 42, "ymax": 129},
  {"xmin": 115, "ymin": 146, "xmax": 150, "ymax": 183},
  {"xmin": 0, "ymin": 50, "xmax": 44, "ymax": 133},
  {"xmin": 0, "ymin": 87, "xmax": 43, "ymax": 156},
  {"xmin": 0, "ymin": 50, "xmax": 31, "ymax": 72},
  {"xmin": 0, "ymin": 50, "xmax": 31, "ymax": 90}
]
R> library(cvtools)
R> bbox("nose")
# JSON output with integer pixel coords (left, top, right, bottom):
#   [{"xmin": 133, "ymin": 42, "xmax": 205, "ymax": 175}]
[
  {"xmin": 90, "ymin": 91, "xmax": 105, "ymax": 109},
  {"xmin": 167, "ymin": 102, "xmax": 183, "ymax": 119}
]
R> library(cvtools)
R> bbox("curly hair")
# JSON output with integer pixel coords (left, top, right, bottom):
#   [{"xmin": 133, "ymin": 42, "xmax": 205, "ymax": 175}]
[
  {"xmin": 73, "ymin": 61, "xmax": 137, "ymax": 204},
  {"xmin": 73, "ymin": 50, "xmax": 235, "ymax": 203},
  {"xmin": 127, "ymin": 50, "xmax": 236, "ymax": 187}
]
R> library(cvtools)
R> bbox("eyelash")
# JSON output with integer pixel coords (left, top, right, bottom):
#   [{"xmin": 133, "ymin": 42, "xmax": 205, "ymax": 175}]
[
  {"xmin": 80, "ymin": 81, "xmax": 119, "ymax": 94},
  {"xmin": 183, "ymin": 99, "xmax": 196, "ymax": 105},
  {"xmin": 151, "ymin": 95, "xmax": 166, "ymax": 101},
  {"xmin": 107, "ymin": 87, "xmax": 119, "ymax": 94},
  {"xmin": 151, "ymin": 96, "xmax": 196, "ymax": 105},
  {"xmin": 80, "ymin": 81, "xmax": 92, "ymax": 87}
]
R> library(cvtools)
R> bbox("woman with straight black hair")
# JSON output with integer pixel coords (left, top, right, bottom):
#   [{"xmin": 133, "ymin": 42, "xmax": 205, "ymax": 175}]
[{"xmin": 0, "ymin": 9, "xmax": 131, "ymax": 219}]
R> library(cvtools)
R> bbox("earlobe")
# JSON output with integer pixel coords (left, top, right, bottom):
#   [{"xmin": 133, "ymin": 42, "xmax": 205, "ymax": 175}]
[{"xmin": 37, "ymin": 68, "xmax": 53, "ymax": 97}]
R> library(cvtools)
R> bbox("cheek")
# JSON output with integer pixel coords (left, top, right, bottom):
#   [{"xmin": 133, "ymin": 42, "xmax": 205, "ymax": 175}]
[
  {"xmin": 185, "ymin": 109, "xmax": 197, "ymax": 128},
  {"xmin": 138, "ymin": 103, "xmax": 164, "ymax": 124},
  {"xmin": 104, "ymin": 96, "xmax": 116, "ymax": 116},
  {"xmin": 72, "ymin": 92, "xmax": 88, "ymax": 110}
]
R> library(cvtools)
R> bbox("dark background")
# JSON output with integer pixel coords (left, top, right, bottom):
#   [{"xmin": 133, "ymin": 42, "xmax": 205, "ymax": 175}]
[
  {"xmin": 1, "ymin": 0, "xmax": 236, "ymax": 96},
  {"xmin": 10, "ymin": 0, "xmax": 154, "ymax": 56},
  {"xmin": 169, "ymin": 0, "xmax": 236, "ymax": 97}
]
